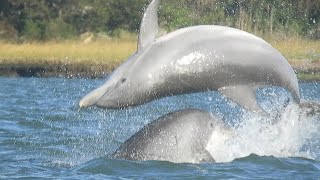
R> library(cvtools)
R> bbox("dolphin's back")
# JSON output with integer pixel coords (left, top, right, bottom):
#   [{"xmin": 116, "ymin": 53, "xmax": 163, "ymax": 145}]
[
  {"xmin": 136, "ymin": 25, "xmax": 300, "ymax": 103},
  {"xmin": 113, "ymin": 109, "xmax": 217, "ymax": 163}
]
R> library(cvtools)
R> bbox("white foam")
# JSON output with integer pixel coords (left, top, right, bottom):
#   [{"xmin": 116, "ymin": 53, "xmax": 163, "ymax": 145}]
[{"xmin": 207, "ymin": 103, "xmax": 319, "ymax": 163}]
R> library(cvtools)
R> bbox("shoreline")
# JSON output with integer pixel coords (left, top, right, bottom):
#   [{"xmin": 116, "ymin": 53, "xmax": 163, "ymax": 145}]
[
  {"xmin": 0, "ymin": 38, "xmax": 319, "ymax": 80},
  {"xmin": 0, "ymin": 63, "xmax": 113, "ymax": 78},
  {"xmin": 1, "ymin": 63, "xmax": 320, "ymax": 81}
]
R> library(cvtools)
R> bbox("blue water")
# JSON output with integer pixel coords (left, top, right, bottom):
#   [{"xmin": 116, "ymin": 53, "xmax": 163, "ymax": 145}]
[{"xmin": 1, "ymin": 77, "xmax": 320, "ymax": 179}]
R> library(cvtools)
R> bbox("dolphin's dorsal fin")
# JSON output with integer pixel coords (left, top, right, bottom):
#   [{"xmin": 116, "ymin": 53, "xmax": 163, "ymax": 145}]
[
  {"xmin": 138, "ymin": 0, "xmax": 160, "ymax": 52},
  {"xmin": 218, "ymin": 85, "xmax": 268, "ymax": 115}
]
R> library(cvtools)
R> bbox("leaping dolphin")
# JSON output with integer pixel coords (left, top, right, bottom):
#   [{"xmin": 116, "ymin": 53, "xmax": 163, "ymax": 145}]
[
  {"xmin": 79, "ymin": 0, "xmax": 300, "ymax": 113},
  {"xmin": 112, "ymin": 109, "xmax": 227, "ymax": 163}
]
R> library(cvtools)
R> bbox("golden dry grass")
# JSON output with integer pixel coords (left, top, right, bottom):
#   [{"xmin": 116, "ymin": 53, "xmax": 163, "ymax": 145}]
[
  {"xmin": 0, "ymin": 37, "xmax": 319, "ymax": 67},
  {"xmin": 268, "ymin": 38, "xmax": 320, "ymax": 63},
  {"xmin": 0, "ymin": 39, "xmax": 137, "ymax": 66}
]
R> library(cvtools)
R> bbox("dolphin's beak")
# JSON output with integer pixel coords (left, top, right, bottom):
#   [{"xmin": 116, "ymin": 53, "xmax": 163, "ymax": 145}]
[
  {"xmin": 79, "ymin": 84, "xmax": 110, "ymax": 108},
  {"xmin": 79, "ymin": 95, "xmax": 96, "ymax": 108}
]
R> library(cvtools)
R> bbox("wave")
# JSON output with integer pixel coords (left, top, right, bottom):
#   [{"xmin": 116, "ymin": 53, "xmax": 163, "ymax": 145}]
[{"xmin": 73, "ymin": 154, "xmax": 320, "ymax": 179}]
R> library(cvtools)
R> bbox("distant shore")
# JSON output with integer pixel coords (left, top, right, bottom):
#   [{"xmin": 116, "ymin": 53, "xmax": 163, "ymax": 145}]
[
  {"xmin": 1, "ymin": 61, "xmax": 320, "ymax": 81},
  {"xmin": 0, "ymin": 38, "xmax": 319, "ymax": 81},
  {"xmin": 0, "ymin": 63, "xmax": 112, "ymax": 78}
]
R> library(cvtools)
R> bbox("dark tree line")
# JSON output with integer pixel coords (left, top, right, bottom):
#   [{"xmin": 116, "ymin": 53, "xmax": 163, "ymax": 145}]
[{"xmin": 0, "ymin": 0, "xmax": 319, "ymax": 41}]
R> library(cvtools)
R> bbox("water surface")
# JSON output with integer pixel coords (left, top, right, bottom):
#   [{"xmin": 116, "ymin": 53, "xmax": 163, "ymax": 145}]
[{"xmin": 1, "ymin": 77, "xmax": 320, "ymax": 179}]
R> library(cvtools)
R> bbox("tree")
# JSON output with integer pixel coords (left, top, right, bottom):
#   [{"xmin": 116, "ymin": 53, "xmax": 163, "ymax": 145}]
[{"xmin": 0, "ymin": 0, "xmax": 319, "ymax": 41}]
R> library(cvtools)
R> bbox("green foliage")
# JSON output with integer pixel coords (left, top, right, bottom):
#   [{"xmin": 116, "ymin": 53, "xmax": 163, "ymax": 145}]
[
  {"xmin": 160, "ymin": 1, "xmax": 196, "ymax": 31},
  {"xmin": 1, "ymin": 0, "xmax": 319, "ymax": 41},
  {"xmin": 23, "ymin": 20, "xmax": 45, "ymax": 40},
  {"xmin": 45, "ymin": 19, "xmax": 75, "ymax": 40},
  {"xmin": 22, "ymin": 18, "xmax": 75, "ymax": 41},
  {"xmin": 106, "ymin": 0, "xmax": 147, "ymax": 32}
]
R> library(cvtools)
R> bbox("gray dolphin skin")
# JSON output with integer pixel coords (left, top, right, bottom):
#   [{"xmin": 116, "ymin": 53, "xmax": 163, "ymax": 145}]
[
  {"xmin": 112, "ymin": 109, "xmax": 226, "ymax": 163},
  {"xmin": 79, "ymin": 0, "xmax": 300, "ymax": 113}
]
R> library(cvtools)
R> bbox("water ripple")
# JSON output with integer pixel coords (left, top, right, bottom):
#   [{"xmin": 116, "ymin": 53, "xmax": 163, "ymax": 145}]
[{"xmin": 1, "ymin": 77, "xmax": 320, "ymax": 179}]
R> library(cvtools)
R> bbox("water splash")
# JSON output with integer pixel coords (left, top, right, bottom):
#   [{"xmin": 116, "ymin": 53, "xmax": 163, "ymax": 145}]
[
  {"xmin": 46, "ymin": 80, "xmax": 319, "ymax": 166},
  {"xmin": 207, "ymin": 103, "xmax": 320, "ymax": 163}
]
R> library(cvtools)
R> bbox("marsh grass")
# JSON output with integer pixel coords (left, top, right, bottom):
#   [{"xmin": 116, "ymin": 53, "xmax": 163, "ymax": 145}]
[
  {"xmin": 0, "ymin": 36, "xmax": 319, "ymax": 68},
  {"xmin": 0, "ymin": 38, "xmax": 137, "ymax": 67},
  {"xmin": 268, "ymin": 38, "xmax": 320, "ymax": 62},
  {"xmin": 298, "ymin": 73, "xmax": 320, "ymax": 81}
]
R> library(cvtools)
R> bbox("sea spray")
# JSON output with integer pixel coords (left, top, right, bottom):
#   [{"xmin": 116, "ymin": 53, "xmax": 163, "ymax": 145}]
[
  {"xmin": 207, "ymin": 103, "xmax": 319, "ymax": 163},
  {"xmin": 51, "ymin": 83, "xmax": 320, "ymax": 166}
]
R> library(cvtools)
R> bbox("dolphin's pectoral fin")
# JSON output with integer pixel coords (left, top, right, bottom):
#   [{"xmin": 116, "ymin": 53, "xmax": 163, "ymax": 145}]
[
  {"xmin": 218, "ymin": 85, "xmax": 268, "ymax": 115},
  {"xmin": 138, "ymin": 0, "xmax": 160, "ymax": 52}
]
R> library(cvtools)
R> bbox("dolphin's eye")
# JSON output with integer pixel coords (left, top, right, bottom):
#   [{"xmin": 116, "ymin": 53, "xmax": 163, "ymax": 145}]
[{"xmin": 121, "ymin": 78, "xmax": 127, "ymax": 83}]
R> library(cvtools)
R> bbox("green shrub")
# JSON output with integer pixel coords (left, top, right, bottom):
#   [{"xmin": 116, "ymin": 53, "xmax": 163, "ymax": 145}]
[
  {"xmin": 23, "ymin": 20, "xmax": 45, "ymax": 41},
  {"xmin": 45, "ymin": 19, "xmax": 75, "ymax": 40}
]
